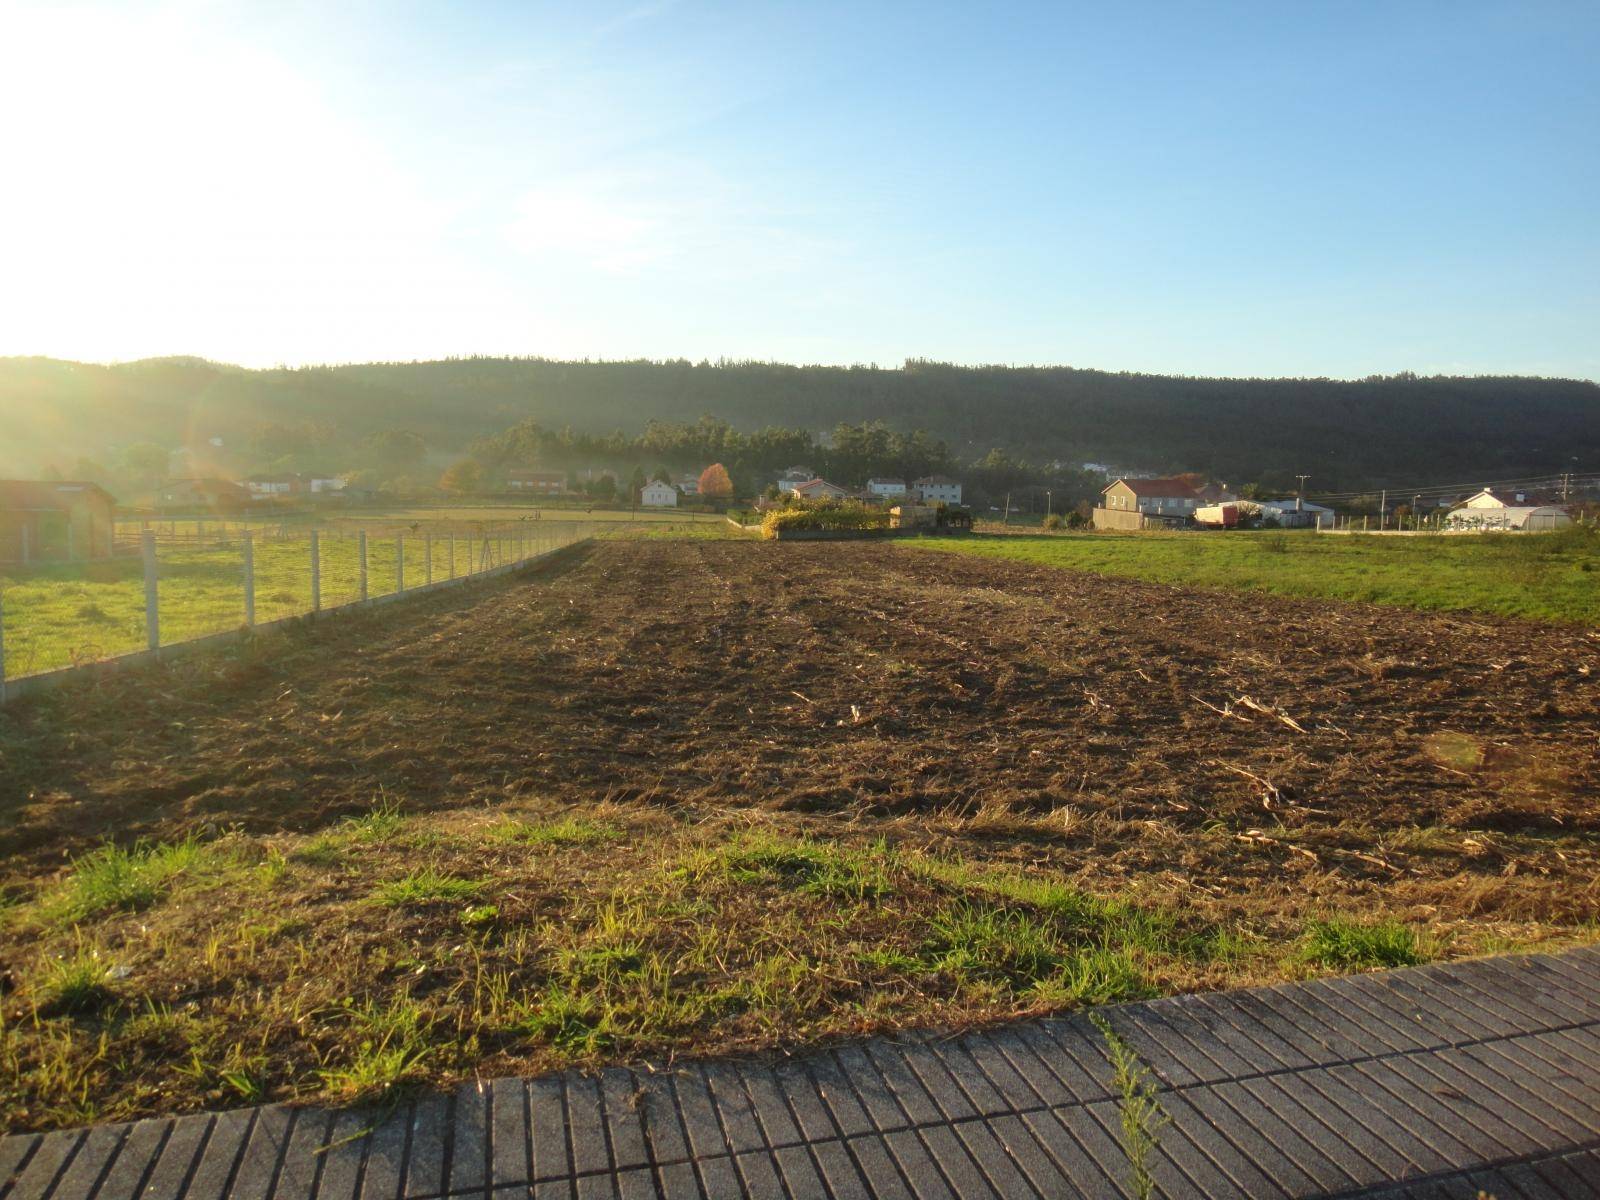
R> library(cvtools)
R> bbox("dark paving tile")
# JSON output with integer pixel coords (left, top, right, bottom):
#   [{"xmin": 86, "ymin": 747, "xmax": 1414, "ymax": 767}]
[
  {"xmin": 732, "ymin": 1064, "xmax": 801, "ymax": 1150},
  {"xmin": 94, "ymin": 1120, "xmax": 169, "ymax": 1200},
  {"xmin": 881, "ymin": 1131, "xmax": 957, "ymax": 1200},
  {"xmin": 311, "ymin": 1111, "xmax": 369, "ymax": 1200},
  {"xmin": 700, "ymin": 1064, "xmax": 762, "ymax": 1157},
  {"xmin": 449, "ymin": 1083, "xmax": 491, "ymax": 1198},
  {"xmin": 270, "ymin": 1111, "xmax": 332, "ymax": 1200},
  {"xmin": 830, "ymin": 1045, "xmax": 906, "ymax": 1134},
  {"xmin": 563, "ymin": 1076, "xmax": 609, "ymax": 1179},
  {"xmin": 356, "ymin": 1104, "xmax": 410, "ymax": 1200},
  {"xmin": 841, "ymin": 1136, "xmax": 912, "ymax": 1200},
  {"xmin": 635, "ymin": 1076, "xmax": 689, "ymax": 1168},
  {"xmin": 47, "ymin": 1125, "xmax": 126, "ymax": 1200},
  {"xmin": 404, "ymin": 1094, "xmax": 451, "ymax": 1200},
  {"xmin": 599, "ymin": 1071, "xmax": 649, "ymax": 1173},
  {"xmin": 10, "ymin": 1130, "xmax": 86, "ymax": 1200}
]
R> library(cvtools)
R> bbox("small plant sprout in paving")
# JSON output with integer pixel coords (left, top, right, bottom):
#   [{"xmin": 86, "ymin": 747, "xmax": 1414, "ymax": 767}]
[{"xmin": 1092, "ymin": 1013, "xmax": 1171, "ymax": 1200}]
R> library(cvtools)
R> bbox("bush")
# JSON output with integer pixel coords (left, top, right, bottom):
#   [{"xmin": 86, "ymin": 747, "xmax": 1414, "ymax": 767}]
[
  {"xmin": 1042, "ymin": 513, "xmax": 1065, "ymax": 531},
  {"xmin": 762, "ymin": 502, "xmax": 890, "ymax": 537}
]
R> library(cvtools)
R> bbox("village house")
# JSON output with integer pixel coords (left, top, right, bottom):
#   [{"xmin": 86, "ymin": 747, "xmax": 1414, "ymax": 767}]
[
  {"xmin": 157, "ymin": 478, "xmax": 252, "ymax": 510},
  {"xmin": 506, "ymin": 469, "xmax": 567, "ymax": 496},
  {"xmin": 640, "ymin": 479, "xmax": 679, "ymax": 507},
  {"xmin": 1094, "ymin": 476, "xmax": 1201, "ymax": 530},
  {"xmin": 243, "ymin": 473, "xmax": 302, "ymax": 499},
  {"xmin": 1445, "ymin": 487, "xmax": 1572, "ymax": 532},
  {"xmin": 791, "ymin": 478, "xmax": 850, "ymax": 501},
  {"xmin": 676, "ymin": 474, "xmax": 701, "ymax": 496},
  {"xmin": 865, "ymin": 477, "xmax": 907, "ymax": 499},
  {"xmin": 775, "ymin": 467, "xmax": 815, "ymax": 494},
  {"xmin": 911, "ymin": 475, "xmax": 962, "ymax": 505},
  {"xmin": 0, "ymin": 481, "xmax": 117, "ymax": 562},
  {"xmin": 1258, "ymin": 498, "xmax": 1337, "ymax": 529}
]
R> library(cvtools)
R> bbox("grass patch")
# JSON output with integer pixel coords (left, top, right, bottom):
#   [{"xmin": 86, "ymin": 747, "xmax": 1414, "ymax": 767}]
[
  {"xmin": 40, "ymin": 838, "xmax": 208, "ymax": 925},
  {"xmin": 318, "ymin": 995, "xmax": 435, "ymax": 1095},
  {"xmin": 35, "ymin": 942, "xmax": 115, "ymax": 1016},
  {"xmin": 371, "ymin": 869, "xmax": 482, "ymax": 907},
  {"xmin": 1300, "ymin": 917, "xmax": 1424, "ymax": 971},
  {"xmin": 490, "ymin": 817, "xmax": 622, "ymax": 848},
  {"xmin": 904, "ymin": 527, "xmax": 1600, "ymax": 625},
  {"xmin": 703, "ymin": 834, "xmax": 892, "ymax": 900}
]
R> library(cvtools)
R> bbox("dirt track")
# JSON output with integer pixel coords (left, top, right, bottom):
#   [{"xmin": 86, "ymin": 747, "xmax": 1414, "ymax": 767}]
[{"xmin": 5, "ymin": 538, "xmax": 1599, "ymax": 922}]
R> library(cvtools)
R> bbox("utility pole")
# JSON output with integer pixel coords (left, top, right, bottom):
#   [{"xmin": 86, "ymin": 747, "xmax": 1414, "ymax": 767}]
[
  {"xmin": 1379, "ymin": 489, "xmax": 1387, "ymax": 531},
  {"xmin": 1046, "ymin": 490, "xmax": 1052, "ymax": 521},
  {"xmin": 1003, "ymin": 491, "xmax": 1011, "ymax": 526},
  {"xmin": 1413, "ymin": 494, "xmax": 1421, "ymax": 531},
  {"xmin": 1562, "ymin": 472, "xmax": 1572, "ymax": 503},
  {"xmin": 1295, "ymin": 475, "xmax": 1310, "ymax": 514}
]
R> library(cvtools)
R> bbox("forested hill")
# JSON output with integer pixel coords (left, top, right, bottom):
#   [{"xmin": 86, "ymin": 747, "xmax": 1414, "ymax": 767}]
[{"xmin": 4, "ymin": 354, "xmax": 1597, "ymax": 488}]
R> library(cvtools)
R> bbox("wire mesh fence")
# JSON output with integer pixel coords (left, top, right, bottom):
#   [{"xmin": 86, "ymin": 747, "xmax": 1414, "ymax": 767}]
[{"xmin": 0, "ymin": 519, "xmax": 601, "ymax": 685}]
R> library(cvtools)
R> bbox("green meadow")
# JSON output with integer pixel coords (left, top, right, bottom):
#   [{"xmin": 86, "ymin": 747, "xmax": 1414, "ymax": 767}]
[{"xmin": 904, "ymin": 527, "xmax": 1600, "ymax": 626}]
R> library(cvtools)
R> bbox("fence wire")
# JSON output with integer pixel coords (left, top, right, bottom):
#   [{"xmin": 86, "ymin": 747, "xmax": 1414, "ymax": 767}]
[{"xmin": 0, "ymin": 520, "xmax": 599, "ymax": 684}]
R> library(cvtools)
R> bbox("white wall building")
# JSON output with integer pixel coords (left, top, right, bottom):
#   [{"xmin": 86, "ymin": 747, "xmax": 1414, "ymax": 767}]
[
  {"xmin": 912, "ymin": 476, "xmax": 962, "ymax": 505},
  {"xmin": 640, "ymin": 480, "xmax": 679, "ymax": 507},
  {"xmin": 866, "ymin": 477, "xmax": 907, "ymax": 499}
]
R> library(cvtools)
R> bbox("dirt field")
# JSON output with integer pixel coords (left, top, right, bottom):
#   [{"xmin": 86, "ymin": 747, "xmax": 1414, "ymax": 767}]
[{"xmin": 3, "ymin": 539, "xmax": 1598, "ymax": 1130}]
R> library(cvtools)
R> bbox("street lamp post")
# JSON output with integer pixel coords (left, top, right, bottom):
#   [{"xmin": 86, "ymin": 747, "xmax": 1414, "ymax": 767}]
[{"xmin": 1046, "ymin": 491, "xmax": 1052, "ymax": 522}]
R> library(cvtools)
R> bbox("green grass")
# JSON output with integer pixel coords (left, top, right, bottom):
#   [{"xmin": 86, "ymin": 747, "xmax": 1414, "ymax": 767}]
[
  {"xmin": 489, "ymin": 817, "xmax": 624, "ymax": 847},
  {"xmin": 1300, "ymin": 917, "xmax": 1425, "ymax": 970},
  {"xmin": 36, "ymin": 942, "xmax": 114, "ymax": 1016},
  {"xmin": 903, "ymin": 525, "xmax": 1600, "ymax": 625},
  {"xmin": 40, "ymin": 839, "xmax": 209, "ymax": 925},
  {"xmin": 371, "ymin": 869, "xmax": 482, "ymax": 907},
  {"xmin": 0, "ymin": 522, "xmax": 592, "ymax": 678}
]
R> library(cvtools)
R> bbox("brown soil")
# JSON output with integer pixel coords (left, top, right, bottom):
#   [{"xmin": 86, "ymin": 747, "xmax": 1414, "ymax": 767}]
[{"xmin": 5, "ymin": 539, "xmax": 1599, "ymax": 908}]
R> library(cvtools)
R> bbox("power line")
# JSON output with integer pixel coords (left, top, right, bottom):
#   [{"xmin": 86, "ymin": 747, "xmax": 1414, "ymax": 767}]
[{"xmin": 1308, "ymin": 470, "xmax": 1597, "ymax": 504}]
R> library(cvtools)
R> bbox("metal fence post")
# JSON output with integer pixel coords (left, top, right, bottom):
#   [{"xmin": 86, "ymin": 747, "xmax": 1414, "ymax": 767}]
[
  {"xmin": 142, "ymin": 530, "xmax": 160, "ymax": 652},
  {"xmin": 311, "ymin": 530, "xmax": 322, "ymax": 612},
  {"xmin": 242, "ymin": 530, "xmax": 255, "ymax": 627},
  {"xmin": 396, "ymin": 534, "xmax": 406, "ymax": 594},
  {"xmin": 425, "ymin": 533, "xmax": 433, "ymax": 586},
  {"xmin": 359, "ymin": 531, "xmax": 369, "ymax": 601}
]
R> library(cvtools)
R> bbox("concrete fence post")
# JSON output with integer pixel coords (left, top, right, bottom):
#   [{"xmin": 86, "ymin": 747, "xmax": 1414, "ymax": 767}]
[
  {"xmin": 396, "ymin": 534, "xmax": 406, "ymax": 594},
  {"xmin": 0, "ymin": 586, "xmax": 7, "ymax": 703},
  {"xmin": 242, "ymin": 531, "xmax": 255, "ymax": 627},
  {"xmin": 448, "ymin": 533, "xmax": 456, "ymax": 580},
  {"xmin": 425, "ymin": 533, "xmax": 433, "ymax": 586},
  {"xmin": 359, "ymin": 531, "xmax": 369, "ymax": 601},
  {"xmin": 142, "ymin": 530, "xmax": 160, "ymax": 652},
  {"xmin": 311, "ymin": 530, "xmax": 322, "ymax": 612}
]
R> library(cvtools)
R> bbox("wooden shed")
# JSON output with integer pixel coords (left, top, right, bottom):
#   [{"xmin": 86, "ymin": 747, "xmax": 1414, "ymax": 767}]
[{"xmin": 0, "ymin": 481, "xmax": 117, "ymax": 563}]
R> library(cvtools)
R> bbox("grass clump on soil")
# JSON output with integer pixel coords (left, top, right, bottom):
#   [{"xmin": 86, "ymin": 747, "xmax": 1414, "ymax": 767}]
[
  {"xmin": 490, "ymin": 816, "xmax": 622, "ymax": 848},
  {"xmin": 1299, "ymin": 917, "xmax": 1425, "ymax": 971},
  {"xmin": 35, "ymin": 941, "xmax": 115, "ymax": 1017},
  {"xmin": 371, "ymin": 869, "xmax": 482, "ymax": 907},
  {"xmin": 705, "ymin": 834, "xmax": 892, "ymax": 900},
  {"xmin": 40, "ymin": 838, "xmax": 209, "ymax": 925}
]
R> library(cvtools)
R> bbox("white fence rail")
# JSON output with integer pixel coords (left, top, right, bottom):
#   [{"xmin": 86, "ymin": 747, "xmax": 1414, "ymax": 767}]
[{"xmin": 0, "ymin": 521, "xmax": 599, "ymax": 701}]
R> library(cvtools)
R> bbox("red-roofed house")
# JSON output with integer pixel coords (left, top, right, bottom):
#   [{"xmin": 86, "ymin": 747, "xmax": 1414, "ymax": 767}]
[{"xmin": 0, "ymin": 481, "xmax": 117, "ymax": 562}]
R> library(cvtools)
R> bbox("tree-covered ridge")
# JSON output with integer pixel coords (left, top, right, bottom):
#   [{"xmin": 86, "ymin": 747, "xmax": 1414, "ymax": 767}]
[{"xmin": 3, "ymin": 354, "xmax": 1596, "ymax": 491}]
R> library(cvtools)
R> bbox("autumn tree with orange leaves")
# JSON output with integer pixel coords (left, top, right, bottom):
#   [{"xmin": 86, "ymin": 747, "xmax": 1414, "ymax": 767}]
[{"xmin": 698, "ymin": 462, "xmax": 734, "ymax": 499}]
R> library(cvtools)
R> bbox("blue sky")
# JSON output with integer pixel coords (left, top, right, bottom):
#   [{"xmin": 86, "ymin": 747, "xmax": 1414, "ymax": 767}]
[{"xmin": 1, "ymin": 0, "xmax": 1596, "ymax": 377}]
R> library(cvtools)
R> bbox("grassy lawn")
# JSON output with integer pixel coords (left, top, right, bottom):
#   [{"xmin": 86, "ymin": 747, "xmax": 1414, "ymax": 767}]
[
  {"xmin": 903, "ymin": 526, "xmax": 1600, "ymax": 625},
  {"xmin": 1, "ymin": 526, "xmax": 586, "ymax": 679},
  {"xmin": 0, "ymin": 802, "xmax": 1505, "ymax": 1131}
]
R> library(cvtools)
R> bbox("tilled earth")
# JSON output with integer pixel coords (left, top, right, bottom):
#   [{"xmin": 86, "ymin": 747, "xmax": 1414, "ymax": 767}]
[{"xmin": 6, "ymin": 538, "xmax": 1600, "ymax": 914}]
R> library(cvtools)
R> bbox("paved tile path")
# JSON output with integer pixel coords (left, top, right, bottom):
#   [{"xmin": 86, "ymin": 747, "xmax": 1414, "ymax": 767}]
[{"xmin": 5, "ymin": 948, "xmax": 1598, "ymax": 1199}]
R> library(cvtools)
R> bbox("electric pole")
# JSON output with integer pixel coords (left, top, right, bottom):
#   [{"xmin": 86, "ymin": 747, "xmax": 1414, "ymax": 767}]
[{"xmin": 1379, "ymin": 488, "xmax": 1387, "ymax": 531}]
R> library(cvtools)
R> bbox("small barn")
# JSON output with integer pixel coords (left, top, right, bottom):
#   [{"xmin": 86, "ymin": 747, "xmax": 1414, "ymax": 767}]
[{"xmin": 0, "ymin": 481, "xmax": 117, "ymax": 563}]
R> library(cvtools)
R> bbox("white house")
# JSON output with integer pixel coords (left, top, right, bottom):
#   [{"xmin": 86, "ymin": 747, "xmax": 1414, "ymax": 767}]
[
  {"xmin": 866, "ymin": 477, "xmax": 906, "ymax": 499},
  {"xmin": 640, "ymin": 480, "xmax": 679, "ymax": 507},
  {"xmin": 1259, "ymin": 499, "xmax": 1337, "ymax": 528},
  {"xmin": 1460, "ymin": 487, "xmax": 1536, "ymax": 509},
  {"xmin": 912, "ymin": 475, "xmax": 962, "ymax": 505},
  {"xmin": 791, "ymin": 478, "xmax": 850, "ymax": 501},
  {"xmin": 775, "ymin": 467, "xmax": 814, "ymax": 495},
  {"xmin": 307, "ymin": 476, "xmax": 346, "ymax": 494},
  {"xmin": 676, "ymin": 474, "xmax": 701, "ymax": 495}
]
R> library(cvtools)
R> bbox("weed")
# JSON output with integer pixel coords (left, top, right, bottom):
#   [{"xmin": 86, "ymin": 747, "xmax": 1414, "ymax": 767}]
[
  {"xmin": 318, "ymin": 995, "xmax": 433, "ymax": 1094},
  {"xmin": 346, "ymin": 794, "xmax": 406, "ymax": 842},
  {"xmin": 36, "ymin": 941, "xmax": 114, "ymax": 1016},
  {"xmin": 1092, "ymin": 1013, "xmax": 1170, "ymax": 1200},
  {"xmin": 372, "ymin": 870, "xmax": 481, "ymax": 907},
  {"xmin": 461, "ymin": 904, "xmax": 500, "ymax": 930},
  {"xmin": 41, "ymin": 838, "xmax": 207, "ymax": 924},
  {"xmin": 516, "ymin": 984, "xmax": 612, "ymax": 1053},
  {"xmin": 714, "ymin": 835, "xmax": 891, "ymax": 900},
  {"xmin": 1300, "ymin": 917, "xmax": 1423, "ymax": 970},
  {"xmin": 923, "ymin": 903, "xmax": 1061, "ymax": 989},
  {"xmin": 490, "ymin": 817, "xmax": 622, "ymax": 848}
]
